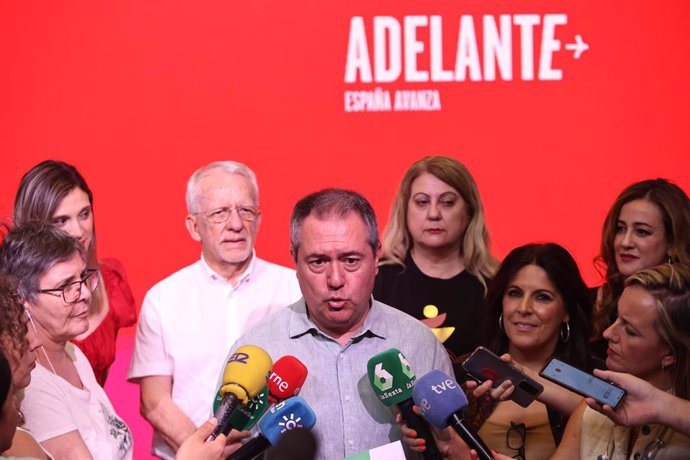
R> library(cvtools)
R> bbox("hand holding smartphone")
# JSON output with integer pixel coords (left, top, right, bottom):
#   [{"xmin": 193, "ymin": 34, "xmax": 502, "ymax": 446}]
[
  {"xmin": 461, "ymin": 347, "xmax": 544, "ymax": 408},
  {"xmin": 540, "ymin": 358, "xmax": 626, "ymax": 409}
]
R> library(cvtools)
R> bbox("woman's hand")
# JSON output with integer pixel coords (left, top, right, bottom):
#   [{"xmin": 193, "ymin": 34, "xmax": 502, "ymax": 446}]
[
  {"xmin": 395, "ymin": 406, "xmax": 469, "ymax": 459},
  {"xmin": 469, "ymin": 448, "xmax": 512, "ymax": 460},
  {"xmin": 175, "ymin": 418, "xmax": 250, "ymax": 460},
  {"xmin": 466, "ymin": 378, "xmax": 515, "ymax": 401},
  {"xmin": 395, "ymin": 412, "xmax": 427, "ymax": 453}
]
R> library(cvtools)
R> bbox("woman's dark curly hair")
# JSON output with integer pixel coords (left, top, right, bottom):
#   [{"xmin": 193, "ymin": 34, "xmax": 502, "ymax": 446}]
[{"xmin": 0, "ymin": 273, "xmax": 28, "ymax": 360}]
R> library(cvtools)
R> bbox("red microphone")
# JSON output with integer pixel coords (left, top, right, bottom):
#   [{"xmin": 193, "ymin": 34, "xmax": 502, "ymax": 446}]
[{"xmin": 267, "ymin": 355, "xmax": 308, "ymax": 404}]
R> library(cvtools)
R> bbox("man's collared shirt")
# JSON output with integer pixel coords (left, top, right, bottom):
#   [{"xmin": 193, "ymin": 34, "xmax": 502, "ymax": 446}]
[
  {"xmin": 128, "ymin": 253, "xmax": 301, "ymax": 459},
  {"xmin": 223, "ymin": 298, "xmax": 454, "ymax": 460}
]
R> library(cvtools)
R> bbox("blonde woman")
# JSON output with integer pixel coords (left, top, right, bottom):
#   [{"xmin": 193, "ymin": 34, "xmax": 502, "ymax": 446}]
[{"xmin": 374, "ymin": 156, "xmax": 497, "ymax": 359}]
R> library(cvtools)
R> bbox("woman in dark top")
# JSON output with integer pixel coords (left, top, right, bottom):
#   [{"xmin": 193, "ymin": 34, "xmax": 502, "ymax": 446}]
[
  {"xmin": 374, "ymin": 156, "xmax": 497, "ymax": 359},
  {"xmin": 591, "ymin": 178, "xmax": 690, "ymax": 360}
]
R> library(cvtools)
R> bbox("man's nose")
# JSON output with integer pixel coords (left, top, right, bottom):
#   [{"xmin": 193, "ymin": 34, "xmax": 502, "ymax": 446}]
[
  {"xmin": 326, "ymin": 263, "xmax": 345, "ymax": 290},
  {"xmin": 224, "ymin": 208, "xmax": 245, "ymax": 231}
]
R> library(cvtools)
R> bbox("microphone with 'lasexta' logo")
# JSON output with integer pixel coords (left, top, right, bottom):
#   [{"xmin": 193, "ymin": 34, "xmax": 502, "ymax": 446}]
[
  {"xmin": 412, "ymin": 370, "xmax": 494, "ymax": 460},
  {"xmin": 367, "ymin": 348, "xmax": 443, "ymax": 460}
]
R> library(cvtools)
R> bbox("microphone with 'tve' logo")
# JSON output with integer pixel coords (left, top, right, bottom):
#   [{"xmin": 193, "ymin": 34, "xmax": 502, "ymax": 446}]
[{"xmin": 413, "ymin": 370, "xmax": 494, "ymax": 460}]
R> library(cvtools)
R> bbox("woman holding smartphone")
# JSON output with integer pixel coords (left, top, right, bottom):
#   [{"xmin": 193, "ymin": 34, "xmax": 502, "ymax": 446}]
[
  {"xmin": 401, "ymin": 243, "xmax": 593, "ymax": 459},
  {"xmin": 552, "ymin": 263, "xmax": 690, "ymax": 458}
]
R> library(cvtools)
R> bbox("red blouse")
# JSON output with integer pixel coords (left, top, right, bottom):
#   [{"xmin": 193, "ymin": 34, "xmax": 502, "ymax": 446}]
[{"xmin": 71, "ymin": 258, "xmax": 137, "ymax": 386}]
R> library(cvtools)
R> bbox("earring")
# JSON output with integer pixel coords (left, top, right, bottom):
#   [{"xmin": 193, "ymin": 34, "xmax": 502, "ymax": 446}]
[
  {"xmin": 499, "ymin": 314, "xmax": 505, "ymax": 333},
  {"xmin": 560, "ymin": 321, "xmax": 570, "ymax": 342}
]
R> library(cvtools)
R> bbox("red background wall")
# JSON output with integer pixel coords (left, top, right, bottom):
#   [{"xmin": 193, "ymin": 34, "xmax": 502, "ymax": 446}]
[{"xmin": 1, "ymin": 1, "xmax": 688, "ymax": 458}]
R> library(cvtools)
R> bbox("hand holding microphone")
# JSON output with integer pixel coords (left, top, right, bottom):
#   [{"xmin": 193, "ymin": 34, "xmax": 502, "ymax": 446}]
[
  {"xmin": 210, "ymin": 345, "xmax": 273, "ymax": 440},
  {"xmin": 413, "ymin": 370, "xmax": 494, "ymax": 460},
  {"xmin": 228, "ymin": 396, "xmax": 317, "ymax": 460},
  {"xmin": 366, "ymin": 348, "xmax": 443, "ymax": 460}
]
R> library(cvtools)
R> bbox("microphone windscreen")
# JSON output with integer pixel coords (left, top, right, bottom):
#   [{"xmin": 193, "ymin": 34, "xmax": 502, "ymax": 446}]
[
  {"xmin": 367, "ymin": 348, "xmax": 416, "ymax": 407},
  {"xmin": 220, "ymin": 345, "xmax": 272, "ymax": 404},
  {"xmin": 226, "ymin": 385, "xmax": 270, "ymax": 431},
  {"xmin": 267, "ymin": 355, "xmax": 308, "ymax": 403},
  {"xmin": 264, "ymin": 428, "xmax": 317, "ymax": 460},
  {"xmin": 412, "ymin": 370, "xmax": 468, "ymax": 428},
  {"xmin": 259, "ymin": 396, "xmax": 317, "ymax": 446}
]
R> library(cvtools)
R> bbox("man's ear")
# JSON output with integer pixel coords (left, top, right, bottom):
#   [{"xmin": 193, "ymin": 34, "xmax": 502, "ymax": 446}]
[{"xmin": 185, "ymin": 215, "xmax": 202, "ymax": 243}]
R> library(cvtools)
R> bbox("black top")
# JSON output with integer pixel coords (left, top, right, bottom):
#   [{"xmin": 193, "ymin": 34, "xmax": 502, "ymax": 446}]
[{"xmin": 373, "ymin": 254, "xmax": 487, "ymax": 360}]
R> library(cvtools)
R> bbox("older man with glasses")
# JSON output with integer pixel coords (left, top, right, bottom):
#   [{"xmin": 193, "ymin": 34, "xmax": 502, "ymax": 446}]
[{"xmin": 128, "ymin": 161, "xmax": 301, "ymax": 459}]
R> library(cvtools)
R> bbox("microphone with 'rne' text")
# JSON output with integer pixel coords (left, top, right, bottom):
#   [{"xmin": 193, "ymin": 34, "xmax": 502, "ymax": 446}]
[{"xmin": 220, "ymin": 355, "xmax": 308, "ymax": 433}]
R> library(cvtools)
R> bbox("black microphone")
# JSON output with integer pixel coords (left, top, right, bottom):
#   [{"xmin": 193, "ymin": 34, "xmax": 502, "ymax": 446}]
[
  {"xmin": 264, "ymin": 428, "xmax": 317, "ymax": 460},
  {"xmin": 413, "ymin": 370, "xmax": 494, "ymax": 460}
]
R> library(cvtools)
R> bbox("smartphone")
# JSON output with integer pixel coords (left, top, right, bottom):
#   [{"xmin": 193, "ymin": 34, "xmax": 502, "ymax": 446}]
[
  {"xmin": 540, "ymin": 358, "xmax": 626, "ymax": 409},
  {"xmin": 461, "ymin": 347, "xmax": 544, "ymax": 408}
]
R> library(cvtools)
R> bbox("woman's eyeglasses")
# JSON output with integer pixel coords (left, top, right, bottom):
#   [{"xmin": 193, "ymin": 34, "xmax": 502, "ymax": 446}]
[
  {"xmin": 37, "ymin": 269, "xmax": 99, "ymax": 304},
  {"xmin": 506, "ymin": 421, "xmax": 526, "ymax": 460}
]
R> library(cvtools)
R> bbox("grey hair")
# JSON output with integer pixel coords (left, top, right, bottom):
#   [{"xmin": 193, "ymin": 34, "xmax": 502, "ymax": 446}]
[
  {"xmin": 290, "ymin": 188, "xmax": 380, "ymax": 261},
  {"xmin": 0, "ymin": 222, "xmax": 85, "ymax": 303},
  {"xmin": 185, "ymin": 161, "xmax": 259, "ymax": 213}
]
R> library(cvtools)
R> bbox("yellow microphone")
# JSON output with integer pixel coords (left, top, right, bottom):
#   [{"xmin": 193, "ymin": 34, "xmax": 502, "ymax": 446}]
[{"xmin": 210, "ymin": 345, "xmax": 272, "ymax": 439}]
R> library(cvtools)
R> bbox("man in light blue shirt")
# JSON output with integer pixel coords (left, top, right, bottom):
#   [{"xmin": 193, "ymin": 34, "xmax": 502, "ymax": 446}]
[{"xmin": 223, "ymin": 188, "xmax": 453, "ymax": 459}]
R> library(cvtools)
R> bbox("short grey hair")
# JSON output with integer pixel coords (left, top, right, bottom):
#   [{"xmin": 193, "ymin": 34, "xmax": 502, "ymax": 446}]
[
  {"xmin": 0, "ymin": 222, "xmax": 85, "ymax": 303},
  {"xmin": 290, "ymin": 188, "xmax": 380, "ymax": 261},
  {"xmin": 185, "ymin": 161, "xmax": 259, "ymax": 213}
]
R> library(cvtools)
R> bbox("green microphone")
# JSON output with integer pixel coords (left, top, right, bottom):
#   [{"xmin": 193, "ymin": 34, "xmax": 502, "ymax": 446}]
[
  {"xmin": 212, "ymin": 385, "xmax": 270, "ymax": 432},
  {"xmin": 367, "ymin": 348, "xmax": 443, "ymax": 460}
]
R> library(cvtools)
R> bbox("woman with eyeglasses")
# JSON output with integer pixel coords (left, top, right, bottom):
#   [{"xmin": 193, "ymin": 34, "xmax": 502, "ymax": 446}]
[
  {"xmin": 551, "ymin": 264, "xmax": 690, "ymax": 459},
  {"xmin": 0, "ymin": 222, "xmax": 132, "ymax": 459},
  {"xmin": 400, "ymin": 243, "xmax": 593, "ymax": 459},
  {"xmin": 13, "ymin": 160, "xmax": 137, "ymax": 386}
]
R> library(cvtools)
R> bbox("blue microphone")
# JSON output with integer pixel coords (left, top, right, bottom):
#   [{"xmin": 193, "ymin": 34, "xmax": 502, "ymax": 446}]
[
  {"xmin": 413, "ymin": 370, "xmax": 494, "ymax": 460},
  {"xmin": 228, "ymin": 396, "xmax": 316, "ymax": 460}
]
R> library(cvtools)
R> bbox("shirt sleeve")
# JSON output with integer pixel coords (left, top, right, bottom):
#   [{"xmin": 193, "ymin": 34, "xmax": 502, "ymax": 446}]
[
  {"xmin": 127, "ymin": 291, "xmax": 172, "ymax": 380},
  {"xmin": 100, "ymin": 258, "xmax": 137, "ymax": 329}
]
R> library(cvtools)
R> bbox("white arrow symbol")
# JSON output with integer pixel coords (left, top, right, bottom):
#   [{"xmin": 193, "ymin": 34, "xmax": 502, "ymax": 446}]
[{"xmin": 565, "ymin": 34, "xmax": 589, "ymax": 59}]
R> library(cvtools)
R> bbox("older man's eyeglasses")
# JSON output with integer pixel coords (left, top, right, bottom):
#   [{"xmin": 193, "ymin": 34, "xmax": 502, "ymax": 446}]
[
  {"xmin": 506, "ymin": 421, "xmax": 526, "ymax": 460},
  {"xmin": 38, "ymin": 269, "xmax": 99, "ymax": 304},
  {"xmin": 195, "ymin": 206, "xmax": 260, "ymax": 223}
]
